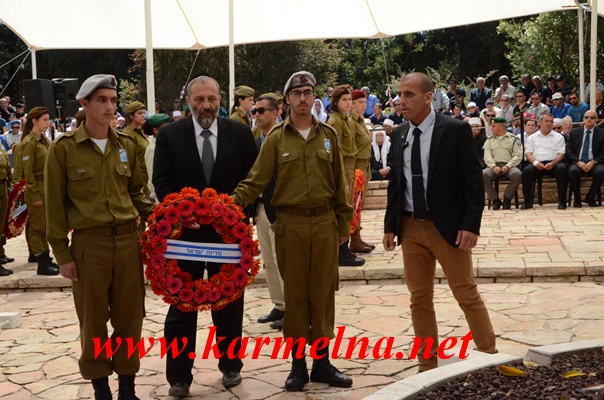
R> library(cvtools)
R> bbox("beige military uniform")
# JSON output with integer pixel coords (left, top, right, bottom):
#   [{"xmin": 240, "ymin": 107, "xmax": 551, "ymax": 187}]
[
  {"xmin": 11, "ymin": 141, "xmax": 32, "ymax": 253},
  {"xmin": 349, "ymin": 111, "xmax": 373, "ymax": 232},
  {"xmin": 327, "ymin": 111, "xmax": 357, "ymax": 208},
  {"xmin": 483, "ymin": 132, "xmax": 524, "ymax": 201},
  {"xmin": 21, "ymin": 133, "xmax": 50, "ymax": 255},
  {"xmin": 45, "ymin": 125, "xmax": 154, "ymax": 379},
  {"xmin": 0, "ymin": 147, "xmax": 13, "ymax": 256},
  {"xmin": 232, "ymin": 117, "xmax": 351, "ymax": 342},
  {"xmin": 230, "ymin": 108, "xmax": 252, "ymax": 127}
]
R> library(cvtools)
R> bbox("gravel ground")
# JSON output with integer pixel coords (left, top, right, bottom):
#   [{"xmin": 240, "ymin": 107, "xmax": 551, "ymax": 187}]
[{"xmin": 415, "ymin": 350, "xmax": 604, "ymax": 400}]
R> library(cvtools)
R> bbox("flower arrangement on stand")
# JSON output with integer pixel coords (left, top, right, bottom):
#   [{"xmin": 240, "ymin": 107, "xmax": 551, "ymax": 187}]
[
  {"xmin": 3, "ymin": 179, "xmax": 28, "ymax": 239},
  {"xmin": 349, "ymin": 169, "xmax": 365, "ymax": 234}
]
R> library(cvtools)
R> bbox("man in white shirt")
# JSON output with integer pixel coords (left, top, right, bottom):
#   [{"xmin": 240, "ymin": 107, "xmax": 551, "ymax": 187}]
[
  {"xmin": 521, "ymin": 113, "xmax": 568, "ymax": 209},
  {"xmin": 431, "ymin": 79, "xmax": 450, "ymax": 113},
  {"xmin": 494, "ymin": 75, "xmax": 516, "ymax": 107}
]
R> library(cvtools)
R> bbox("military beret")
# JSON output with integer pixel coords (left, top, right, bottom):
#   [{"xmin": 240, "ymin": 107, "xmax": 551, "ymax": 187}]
[
  {"xmin": 76, "ymin": 74, "xmax": 117, "ymax": 100},
  {"xmin": 144, "ymin": 113, "xmax": 170, "ymax": 127},
  {"xmin": 351, "ymin": 89, "xmax": 366, "ymax": 101},
  {"xmin": 260, "ymin": 92, "xmax": 283, "ymax": 104},
  {"xmin": 124, "ymin": 101, "xmax": 146, "ymax": 114},
  {"xmin": 234, "ymin": 86, "xmax": 255, "ymax": 98},
  {"xmin": 283, "ymin": 71, "xmax": 316, "ymax": 95},
  {"xmin": 492, "ymin": 117, "xmax": 507, "ymax": 124}
]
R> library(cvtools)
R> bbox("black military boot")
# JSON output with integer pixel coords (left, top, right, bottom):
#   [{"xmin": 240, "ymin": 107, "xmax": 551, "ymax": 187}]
[
  {"xmin": 36, "ymin": 252, "xmax": 60, "ymax": 276},
  {"xmin": 502, "ymin": 197, "xmax": 512, "ymax": 210},
  {"xmin": 338, "ymin": 241, "xmax": 365, "ymax": 267},
  {"xmin": 310, "ymin": 345, "xmax": 353, "ymax": 388},
  {"xmin": 91, "ymin": 377, "xmax": 112, "ymax": 400},
  {"xmin": 118, "ymin": 375, "xmax": 140, "ymax": 400},
  {"xmin": 285, "ymin": 343, "xmax": 309, "ymax": 391},
  {"xmin": 492, "ymin": 198, "xmax": 502, "ymax": 210}
]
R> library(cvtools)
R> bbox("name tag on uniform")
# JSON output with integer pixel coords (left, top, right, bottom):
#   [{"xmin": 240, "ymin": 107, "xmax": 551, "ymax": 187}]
[
  {"xmin": 324, "ymin": 138, "xmax": 331, "ymax": 152},
  {"xmin": 119, "ymin": 149, "xmax": 128, "ymax": 162},
  {"xmin": 22, "ymin": 156, "xmax": 29, "ymax": 161}
]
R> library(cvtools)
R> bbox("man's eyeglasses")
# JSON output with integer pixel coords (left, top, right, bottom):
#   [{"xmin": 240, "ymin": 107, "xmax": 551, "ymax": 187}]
[
  {"xmin": 553, "ymin": 126, "xmax": 563, "ymax": 130},
  {"xmin": 289, "ymin": 89, "xmax": 314, "ymax": 99},
  {"xmin": 251, "ymin": 107, "xmax": 275, "ymax": 115},
  {"xmin": 394, "ymin": 103, "xmax": 401, "ymax": 106},
  {"xmin": 486, "ymin": 114, "xmax": 496, "ymax": 117},
  {"xmin": 569, "ymin": 97, "xmax": 578, "ymax": 101},
  {"xmin": 11, "ymin": 126, "xmax": 20, "ymax": 129},
  {"xmin": 501, "ymin": 99, "xmax": 509, "ymax": 102},
  {"xmin": 584, "ymin": 116, "xmax": 597, "ymax": 120}
]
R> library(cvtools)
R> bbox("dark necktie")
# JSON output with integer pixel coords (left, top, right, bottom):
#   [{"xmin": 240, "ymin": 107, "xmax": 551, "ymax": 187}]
[
  {"xmin": 580, "ymin": 130, "xmax": 591, "ymax": 163},
  {"xmin": 201, "ymin": 130, "xmax": 214, "ymax": 183},
  {"xmin": 411, "ymin": 127, "xmax": 427, "ymax": 219}
]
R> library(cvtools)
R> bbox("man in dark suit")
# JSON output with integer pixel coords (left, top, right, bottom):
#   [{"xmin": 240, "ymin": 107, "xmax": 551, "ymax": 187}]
[
  {"xmin": 382, "ymin": 72, "xmax": 496, "ymax": 372},
  {"xmin": 153, "ymin": 76, "xmax": 258, "ymax": 397},
  {"xmin": 566, "ymin": 109, "xmax": 604, "ymax": 207}
]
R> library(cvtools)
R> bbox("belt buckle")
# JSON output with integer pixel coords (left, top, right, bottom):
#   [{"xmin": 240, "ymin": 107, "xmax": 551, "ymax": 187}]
[
  {"xmin": 309, "ymin": 208, "xmax": 315, "ymax": 217},
  {"xmin": 111, "ymin": 226, "xmax": 117, "ymax": 236}
]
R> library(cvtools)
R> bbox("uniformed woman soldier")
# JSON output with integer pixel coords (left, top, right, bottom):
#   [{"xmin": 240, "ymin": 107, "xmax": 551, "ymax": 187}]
[
  {"xmin": 326, "ymin": 85, "xmax": 364, "ymax": 267},
  {"xmin": 21, "ymin": 106, "xmax": 59, "ymax": 275},
  {"xmin": 0, "ymin": 144, "xmax": 14, "ymax": 276},
  {"xmin": 230, "ymin": 85, "xmax": 255, "ymax": 127}
]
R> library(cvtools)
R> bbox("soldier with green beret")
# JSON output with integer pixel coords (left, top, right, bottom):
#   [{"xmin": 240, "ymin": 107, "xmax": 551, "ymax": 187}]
[
  {"xmin": 143, "ymin": 113, "xmax": 171, "ymax": 203},
  {"xmin": 122, "ymin": 101, "xmax": 150, "ymax": 196},
  {"xmin": 230, "ymin": 85, "xmax": 255, "ymax": 127},
  {"xmin": 483, "ymin": 117, "xmax": 523, "ymax": 210},
  {"xmin": 45, "ymin": 74, "xmax": 154, "ymax": 400},
  {"xmin": 232, "ymin": 71, "xmax": 353, "ymax": 392}
]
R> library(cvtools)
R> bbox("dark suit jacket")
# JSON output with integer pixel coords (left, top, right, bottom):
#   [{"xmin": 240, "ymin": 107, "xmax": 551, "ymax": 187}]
[
  {"xmin": 153, "ymin": 116, "xmax": 258, "ymax": 242},
  {"xmin": 254, "ymin": 135, "xmax": 276, "ymax": 223},
  {"xmin": 566, "ymin": 126, "xmax": 604, "ymax": 164},
  {"xmin": 384, "ymin": 113, "xmax": 484, "ymax": 247}
]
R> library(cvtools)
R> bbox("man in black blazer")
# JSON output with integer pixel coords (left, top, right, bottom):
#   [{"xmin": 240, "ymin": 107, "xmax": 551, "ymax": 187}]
[
  {"xmin": 382, "ymin": 72, "xmax": 496, "ymax": 372},
  {"xmin": 153, "ymin": 76, "xmax": 257, "ymax": 396},
  {"xmin": 566, "ymin": 110, "xmax": 604, "ymax": 207}
]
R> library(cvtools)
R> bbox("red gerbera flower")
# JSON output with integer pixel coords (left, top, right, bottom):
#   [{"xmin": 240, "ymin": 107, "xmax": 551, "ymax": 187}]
[
  {"xmin": 178, "ymin": 200, "xmax": 194, "ymax": 217},
  {"xmin": 232, "ymin": 222, "xmax": 249, "ymax": 240},
  {"xmin": 199, "ymin": 213, "xmax": 213, "ymax": 225},
  {"xmin": 163, "ymin": 206, "xmax": 180, "ymax": 225},
  {"xmin": 207, "ymin": 287, "xmax": 221, "ymax": 303},
  {"xmin": 211, "ymin": 202, "xmax": 225, "ymax": 218},
  {"xmin": 156, "ymin": 238, "xmax": 168, "ymax": 253},
  {"xmin": 239, "ymin": 238, "xmax": 255, "ymax": 255},
  {"xmin": 222, "ymin": 210, "xmax": 239, "ymax": 227},
  {"xmin": 193, "ymin": 289, "xmax": 208, "ymax": 304},
  {"xmin": 166, "ymin": 277, "xmax": 183, "ymax": 294},
  {"xmin": 181, "ymin": 187, "xmax": 200, "ymax": 198},
  {"xmin": 240, "ymin": 254, "xmax": 254, "ymax": 270},
  {"xmin": 194, "ymin": 197, "xmax": 210, "ymax": 215},
  {"xmin": 221, "ymin": 281, "xmax": 236, "ymax": 297},
  {"xmin": 202, "ymin": 188, "xmax": 218, "ymax": 199},
  {"xmin": 234, "ymin": 268, "xmax": 248, "ymax": 287},
  {"xmin": 218, "ymin": 193, "xmax": 234, "ymax": 205},
  {"xmin": 156, "ymin": 220, "xmax": 172, "ymax": 237},
  {"xmin": 179, "ymin": 288, "xmax": 194, "ymax": 303},
  {"xmin": 164, "ymin": 193, "xmax": 180, "ymax": 204}
]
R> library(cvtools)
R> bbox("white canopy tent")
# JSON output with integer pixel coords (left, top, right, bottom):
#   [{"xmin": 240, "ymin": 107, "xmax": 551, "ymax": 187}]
[{"xmin": 0, "ymin": 0, "xmax": 599, "ymax": 111}]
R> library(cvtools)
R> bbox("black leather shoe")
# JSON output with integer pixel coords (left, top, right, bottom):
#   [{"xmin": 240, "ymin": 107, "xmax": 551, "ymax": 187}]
[
  {"xmin": 0, "ymin": 256, "xmax": 15, "ymax": 263},
  {"xmin": 0, "ymin": 266, "xmax": 12, "ymax": 276},
  {"xmin": 558, "ymin": 201, "xmax": 567, "ymax": 210},
  {"xmin": 492, "ymin": 198, "xmax": 502, "ymax": 210},
  {"xmin": 586, "ymin": 198, "xmax": 599, "ymax": 207},
  {"xmin": 257, "ymin": 308, "xmax": 284, "ymax": 323},
  {"xmin": 310, "ymin": 362, "xmax": 353, "ymax": 388},
  {"xmin": 222, "ymin": 370, "xmax": 242, "ymax": 388},
  {"xmin": 338, "ymin": 243, "xmax": 365, "ymax": 266},
  {"xmin": 91, "ymin": 377, "xmax": 112, "ymax": 400},
  {"xmin": 285, "ymin": 363, "xmax": 309, "ymax": 391},
  {"xmin": 168, "ymin": 383, "xmax": 190, "ymax": 398},
  {"xmin": 573, "ymin": 202, "xmax": 582, "ymax": 208},
  {"xmin": 502, "ymin": 198, "xmax": 512, "ymax": 210},
  {"xmin": 270, "ymin": 318, "xmax": 283, "ymax": 330},
  {"xmin": 37, "ymin": 264, "xmax": 60, "ymax": 276},
  {"xmin": 28, "ymin": 253, "xmax": 37, "ymax": 263},
  {"xmin": 520, "ymin": 202, "xmax": 533, "ymax": 210}
]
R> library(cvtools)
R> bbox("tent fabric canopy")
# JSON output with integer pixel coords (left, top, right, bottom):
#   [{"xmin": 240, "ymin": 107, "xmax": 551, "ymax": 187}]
[{"xmin": 0, "ymin": 0, "xmax": 582, "ymax": 51}]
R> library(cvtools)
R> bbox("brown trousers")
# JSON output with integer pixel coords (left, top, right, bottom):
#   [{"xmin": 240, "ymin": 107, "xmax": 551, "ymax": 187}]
[
  {"xmin": 25, "ymin": 177, "xmax": 49, "ymax": 255},
  {"xmin": 401, "ymin": 216, "xmax": 496, "ymax": 371},
  {"xmin": 71, "ymin": 222, "xmax": 145, "ymax": 379},
  {"xmin": 274, "ymin": 210, "xmax": 339, "ymax": 342}
]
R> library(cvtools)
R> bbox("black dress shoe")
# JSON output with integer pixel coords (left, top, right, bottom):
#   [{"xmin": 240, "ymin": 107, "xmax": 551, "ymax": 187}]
[
  {"xmin": 37, "ymin": 264, "xmax": 60, "ymax": 276},
  {"xmin": 0, "ymin": 257, "xmax": 6, "ymax": 265},
  {"xmin": 502, "ymin": 198, "xmax": 512, "ymax": 210},
  {"xmin": 0, "ymin": 256, "xmax": 15, "ymax": 263},
  {"xmin": 558, "ymin": 201, "xmax": 567, "ymax": 210},
  {"xmin": 573, "ymin": 202, "xmax": 582, "ymax": 208},
  {"xmin": 168, "ymin": 383, "xmax": 190, "ymax": 398},
  {"xmin": 285, "ymin": 363, "xmax": 309, "ymax": 391},
  {"xmin": 492, "ymin": 198, "xmax": 502, "ymax": 210},
  {"xmin": 0, "ymin": 266, "xmax": 12, "ymax": 276},
  {"xmin": 222, "ymin": 370, "xmax": 242, "ymax": 388},
  {"xmin": 270, "ymin": 318, "xmax": 283, "ymax": 330},
  {"xmin": 257, "ymin": 308, "xmax": 284, "ymax": 323},
  {"xmin": 520, "ymin": 203, "xmax": 533, "ymax": 210},
  {"xmin": 310, "ymin": 362, "xmax": 353, "ymax": 388},
  {"xmin": 586, "ymin": 198, "xmax": 600, "ymax": 207},
  {"xmin": 28, "ymin": 254, "xmax": 37, "ymax": 263}
]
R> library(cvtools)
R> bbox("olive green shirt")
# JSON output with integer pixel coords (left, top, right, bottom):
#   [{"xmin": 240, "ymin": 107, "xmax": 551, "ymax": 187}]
[
  {"xmin": 12, "ymin": 142, "xmax": 24, "ymax": 184},
  {"xmin": 21, "ymin": 133, "xmax": 48, "ymax": 203},
  {"xmin": 327, "ymin": 111, "xmax": 357, "ymax": 159},
  {"xmin": 483, "ymin": 132, "xmax": 523, "ymax": 169},
  {"xmin": 45, "ymin": 125, "xmax": 154, "ymax": 265},
  {"xmin": 121, "ymin": 125, "xmax": 149, "ymax": 193},
  {"xmin": 0, "ymin": 147, "xmax": 12, "ymax": 186},
  {"xmin": 349, "ymin": 112, "xmax": 372, "ymax": 160},
  {"xmin": 231, "ymin": 108, "xmax": 252, "ymax": 127},
  {"xmin": 232, "ymin": 116, "xmax": 352, "ymax": 238}
]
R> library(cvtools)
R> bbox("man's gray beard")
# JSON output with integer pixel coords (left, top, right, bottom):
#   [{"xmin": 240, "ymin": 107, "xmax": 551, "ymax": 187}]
[{"xmin": 193, "ymin": 109, "xmax": 217, "ymax": 129}]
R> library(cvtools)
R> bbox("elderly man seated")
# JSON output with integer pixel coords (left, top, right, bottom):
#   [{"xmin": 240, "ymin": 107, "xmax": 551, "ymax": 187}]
[
  {"xmin": 370, "ymin": 129, "xmax": 391, "ymax": 180},
  {"xmin": 483, "ymin": 117, "xmax": 524, "ymax": 209}
]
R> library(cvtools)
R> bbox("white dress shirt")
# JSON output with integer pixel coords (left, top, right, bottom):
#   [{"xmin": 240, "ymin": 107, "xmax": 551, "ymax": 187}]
[{"xmin": 525, "ymin": 131, "xmax": 566, "ymax": 162}]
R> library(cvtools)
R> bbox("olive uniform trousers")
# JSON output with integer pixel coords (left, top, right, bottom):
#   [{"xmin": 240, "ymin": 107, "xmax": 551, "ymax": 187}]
[{"xmin": 25, "ymin": 176, "xmax": 49, "ymax": 255}]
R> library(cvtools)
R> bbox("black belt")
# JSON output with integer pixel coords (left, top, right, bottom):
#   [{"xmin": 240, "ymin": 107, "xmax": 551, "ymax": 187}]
[
  {"xmin": 277, "ymin": 203, "xmax": 333, "ymax": 217},
  {"xmin": 73, "ymin": 221, "xmax": 138, "ymax": 236},
  {"xmin": 402, "ymin": 210, "xmax": 432, "ymax": 221}
]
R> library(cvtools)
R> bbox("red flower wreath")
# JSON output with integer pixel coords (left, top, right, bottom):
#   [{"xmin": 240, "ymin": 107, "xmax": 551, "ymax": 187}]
[
  {"xmin": 3, "ymin": 179, "xmax": 28, "ymax": 239},
  {"xmin": 349, "ymin": 169, "xmax": 365, "ymax": 234},
  {"xmin": 141, "ymin": 187, "xmax": 261, "ymax": 312}
]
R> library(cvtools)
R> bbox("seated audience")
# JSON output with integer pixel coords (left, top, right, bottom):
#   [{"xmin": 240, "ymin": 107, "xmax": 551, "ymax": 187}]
[{"xmin": 370, "ymin": 130, "xmax": 391, "ymax": 180}]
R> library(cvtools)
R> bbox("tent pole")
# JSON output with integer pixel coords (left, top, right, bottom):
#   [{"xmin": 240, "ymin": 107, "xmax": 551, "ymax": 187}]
[
  {"xmin": 589, "ymin": 0, "xmax": 598, "ymax": 109},
  {"xmin": 577, "ymin": 4, "xmax": 585, "ymax": 102},
  {"xmin": 145, "ymin": 0, "xmax": 156, "ymax": 115},
  {"xmin": 31, "ymin": 49, "xmax": 37, "ymax": 79},
  {"xmin": 229, "ymin": 0, "xmax": 235, "ymax": 114}
]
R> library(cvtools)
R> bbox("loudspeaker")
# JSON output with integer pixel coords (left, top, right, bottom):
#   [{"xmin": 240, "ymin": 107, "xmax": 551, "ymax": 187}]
[
  {"xmin": 52, "ymin": 78, "xmax": 79, "ymax": 117},
  {"xmin": 23, "ymin": 79, "xmax": 56, "ymax": 119}
]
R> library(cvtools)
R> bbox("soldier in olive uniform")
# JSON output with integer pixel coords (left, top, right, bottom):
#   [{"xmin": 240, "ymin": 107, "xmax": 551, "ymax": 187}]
[
  {"xmin": 327, "ymin": 85, "xmax": 365, "ymax": 267},
  {"xmin": 21, "ymin": 106, "xmax": 60, "ymax": 275},
  {"xmin": 232, "ymin": 71, "xmax": 353, "ymax": 392},
  {"xmin": 11, "ymin": 139, "xmax": 35, "ymax": 262},
  {"xmin": 349, "ymin": 89, "xmax": 375, "ymax": 252},
  {"xmin": 122, "ymin": 101, "xmax": 150, "ymax": 195},
  {"xmin": 230, "ymin": 85, "xmax": 255, "ymax": 127},
  {"xmin": 0, "ymin": 144, "xmax": 13, "ymax": 276},
  {"xmin": 483, "ymin": 117, "xmax": 523, "ymax": 209},
  {"xmin": 45, "ymin": 75, "xmax": 154, "ymax": 400}
]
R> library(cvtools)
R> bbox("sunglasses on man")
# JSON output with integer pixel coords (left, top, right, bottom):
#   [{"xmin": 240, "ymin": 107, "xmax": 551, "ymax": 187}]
[{"xmin": 251, "ymin": 107, "xmax": 276, "ymax": 116}]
